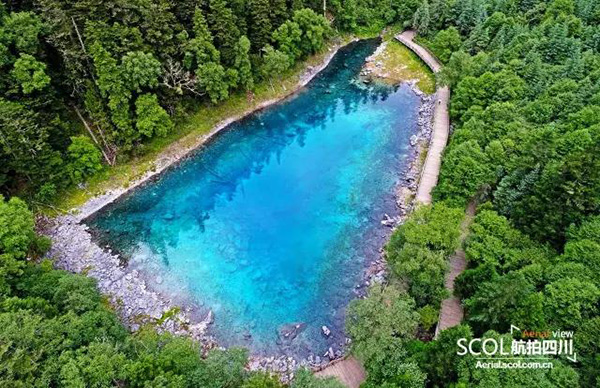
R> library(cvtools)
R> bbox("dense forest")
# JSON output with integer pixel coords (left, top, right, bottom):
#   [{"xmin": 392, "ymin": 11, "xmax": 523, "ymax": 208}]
[
  {"xmin": 0, "ymin": 0, "xmax": 423, "ymax": 200},
  {"xmin": 0, "ymin": 0, "xmax": 422, "ymax": 385},
  {"xmin": 347, "ymin": 0, "xmax": 600, "ymax": 387},
  {"xmin": 1, "ymin": 0, "xmax": 600, "ymax": 386}
]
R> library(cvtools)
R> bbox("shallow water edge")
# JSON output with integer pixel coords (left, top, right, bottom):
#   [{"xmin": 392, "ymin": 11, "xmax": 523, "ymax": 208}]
[
  {"xmin": 73, "ymin": 40, "xmax": 353, "ymax": 223},
  {"xmin": 40, "ymin": 38, "xmax": 436, "ymax": 382}
]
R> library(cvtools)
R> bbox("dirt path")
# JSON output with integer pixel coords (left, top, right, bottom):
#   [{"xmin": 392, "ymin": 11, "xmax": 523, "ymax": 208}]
[
  {"xmin": 396, "ymin": 30, "xmax": 450, "ymax": 205},
  {"xmin": 434, "ymin": 200, "xmax": 476, "ymax": 338},
  {"xmin": 396, "ymin": 30, "xmax": 442, "ymax": 72},
  {"xmin": 397, "ymin": 29, "xmax": 474, "ymax": 339}
]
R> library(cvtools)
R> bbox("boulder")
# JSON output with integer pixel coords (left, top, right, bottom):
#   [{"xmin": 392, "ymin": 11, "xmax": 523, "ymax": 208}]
[
  {"xmin": 381, "ymin": 213, "xmax": 395, "ymax": 227},
  {"xmin": 277, "ymin": 322, "xmax": 306, "ymax": 344},
  {"xmin": 410, "ymin": 135, "xmax": 419, "ymax": 147},
  {"xmin": 327, "ymin": 347, "xmax": 335, "ymax": 360}
]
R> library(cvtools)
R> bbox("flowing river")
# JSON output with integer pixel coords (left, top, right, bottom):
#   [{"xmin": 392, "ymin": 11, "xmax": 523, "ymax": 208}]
[{"xmin": 87, "ymin": 39, "xmax": 422, "ymax": 357}]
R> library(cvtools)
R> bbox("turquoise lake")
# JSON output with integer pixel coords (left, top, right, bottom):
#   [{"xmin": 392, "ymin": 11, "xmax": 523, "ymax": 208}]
[{"xmin": 87, "ymin": 40, "xmax": 422, "ymax": 357}]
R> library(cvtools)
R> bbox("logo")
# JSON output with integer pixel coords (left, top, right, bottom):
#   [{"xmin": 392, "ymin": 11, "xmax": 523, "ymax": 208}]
[{"xmin": 456, "ymin": 325, "xmax": 577, "ymax": 369}]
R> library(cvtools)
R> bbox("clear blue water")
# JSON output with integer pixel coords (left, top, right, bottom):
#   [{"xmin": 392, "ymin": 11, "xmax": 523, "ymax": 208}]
[{"xmin": 87, "ymin": 40, "xmax": 421, "ymax": 357}]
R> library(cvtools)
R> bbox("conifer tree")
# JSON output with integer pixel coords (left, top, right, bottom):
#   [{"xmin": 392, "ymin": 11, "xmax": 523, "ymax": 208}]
[
  {"xmin": 248, "ymin": 0, "xmax": 273, "ymax": 52},
  {"xmin": 429, "ymin": 0, "xmax": 448, "ymax": 31},
  {"xmin": 465, "ymin": 23, "xmax": 490, "ymax": 54},
  {"xmin": 564, "ymin": 46, "xmax": 585, "ymax": 81},
  {"xmin": 229, "ymin": 0, "xmax": 249, "ymax": 35},
  {"xmin": 233, "ymin": 36, "xmax": 254, "ymax": 90},
  {"xmin": 456, "ymin": 0, "xmax": 486, "ymax": 35},
  {"xmin": 270, "ymin": 0, "xmax": 290, "ymax": 28},
  {"xmin": 181, "ymin": 9, "xmax": 220, "ymax": 70},
  {"xmin": 207, "ymin": 0, "xmax": 241, "ymax": 65},
  {"xmin": 291, "ymin": 0, "xmax": 304, "ymax": 12},
  {"xmin": 413, "ymin": 1, "xmax": 431, "ymax": 36}
]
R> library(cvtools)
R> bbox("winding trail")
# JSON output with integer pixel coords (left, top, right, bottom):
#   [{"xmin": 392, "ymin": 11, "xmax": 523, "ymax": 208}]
[
  {"xmin": 434, "ymin": 201, "xmax": 476, "ymax": 338},
  {"xmin": 396, "ymin": 30, "xmax": 469, "ymax": 339},
  {"xmin": 317, "ymin": 31, "xmax": 452, "ymax": 387}
]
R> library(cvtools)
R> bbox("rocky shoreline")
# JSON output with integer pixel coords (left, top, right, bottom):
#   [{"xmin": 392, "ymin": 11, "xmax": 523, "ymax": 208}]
[
  {"xmin": 40, "ymin": 39, "xmax": 356, "ymax": 383},
  {"xmin": 41, "ymin": 215, "xmax": 215, "ymax": 340},
  {"xmin": 362, "ymin": 89, "xmax": 435, "ymax": 279},
  {"xmin": 358, "ymin": 37, "xmax": 437, "ymax": 288},
  {"xmin": 40, "ymin": 38, "xmax": 436, "ymax": 383}
]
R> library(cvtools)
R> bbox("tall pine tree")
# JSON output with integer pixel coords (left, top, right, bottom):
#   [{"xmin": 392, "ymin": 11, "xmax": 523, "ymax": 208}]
[
  {"xmin": 233, "ymin": 35, "xmax": 254, "ymax": 90},
  {"xmin": 248, "ymin": 0, "xmax": 272, "ymax": 52},
  {"xmin": 207, "ymin": 0, "xmax": 241, "ymax": 65},
  {"xmin": 270, "ymin": 0, "xmax": 289, "ymax": 29},
  {"xmin": 413, "ymin": 1, "xmax": 431, "ymax": 36},
  {"xmin": 181, "ymin": 9, "xmax": 220, "ymax": 70}
]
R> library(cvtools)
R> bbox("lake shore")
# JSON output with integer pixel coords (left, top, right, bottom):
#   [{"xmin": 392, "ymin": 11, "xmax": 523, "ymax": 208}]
[
  {"xmin": 71, "ymin": 40, "xmax": 353, "ymax": 223},
  {"xmin": 40, "ymin": 37, "xmax": 437, "ymax": 383},
  {"xmin": 358, "ymin": 38, "xmax": 436, "ymax": 290},
  {"xmin": 41, "ymin": 38, "xmax": 356, "ymax": 383}
]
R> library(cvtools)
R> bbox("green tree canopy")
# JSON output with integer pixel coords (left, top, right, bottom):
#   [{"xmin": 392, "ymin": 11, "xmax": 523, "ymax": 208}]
[
  {"xmin": 11, "ymin": 54, "xmax": 51, "ymax": 94},
  {"xmin": 66, "ymin": 136, "xmax": 103, "ymax": 184},
  {"xmin": 135, "ymin": 93, "xmax": 173, "ymax": 138}
]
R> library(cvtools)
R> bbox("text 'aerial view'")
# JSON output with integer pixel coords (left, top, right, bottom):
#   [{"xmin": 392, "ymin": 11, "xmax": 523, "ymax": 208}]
[{"xmin": 0, "ymin": 0, "xmax": 599, "ymax": 386}]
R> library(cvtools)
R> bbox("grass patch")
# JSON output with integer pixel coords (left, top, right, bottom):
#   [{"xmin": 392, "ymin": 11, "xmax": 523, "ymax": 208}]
[
  {"xmin": 47, "ymin": 37, "xmax": 354, "ymax": 214},
  {"xmin": 362, "ymin": 26, "xmax": 436, "ymax": 94},
  {"xmin": 378, "ymin": 39, "xmax": 436, "ymax": 94}
]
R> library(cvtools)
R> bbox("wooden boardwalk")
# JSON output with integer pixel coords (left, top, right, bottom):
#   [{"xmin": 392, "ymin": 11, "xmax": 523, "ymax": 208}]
[
  {"xmin": 396, "ymin": 30, "xmax": 442, "ymax": 72},
  {"xmin": 397, "ymin": 29, "xmax": 471, "ymax": 338},
  {"xmin": 314, "ymin": 357, "xmax": 366, "ymax": 388},
  {"xmin": 316, "ymin": 31, "xmax": 451, "ymax": 387},
  {"xmin": 396, "ymin": 30, "xmax": 450, "ymax": 205},
  {"xmin": 434, "ymin": 201, "xmax": 476, "ymax": 338}
]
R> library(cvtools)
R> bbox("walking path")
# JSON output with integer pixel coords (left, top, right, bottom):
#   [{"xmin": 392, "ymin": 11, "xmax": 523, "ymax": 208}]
[
  {"xmin": 397, "ymin": 29, "xmax": 471, "ymax": 338},
  {"xmin": 434, "ymin": 201, "xmax": 476, "ymax": 338},
  {"xmin": 396, "ymin": 30, "xmax": 450, "ymax": 205},
  {"xmin": 397, "ymin": 29, "xmax": 470, "ymax": 338},
  {"xmin": 317, "ymin": 31, "xmax": 451, "ymax": 387},
  {"xmin": 314, "ymin": 357, "xmax": 366, "ymax": 388}
]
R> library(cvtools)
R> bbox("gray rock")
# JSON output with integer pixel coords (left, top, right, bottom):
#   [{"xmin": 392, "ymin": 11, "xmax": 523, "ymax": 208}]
[
  {"xmin": 277, "ymin": 322, "xmax": 306, "ymax": 343},
  {"xmin": 410, "ymin": 134, "xmax": 419, "ymax": 146},
  {"xmin": 381, "ymin": 213, "xmax": 395, "ymax": 227},
  {"xmin": 327, "ymin": 347, "xmax": 335, "ymax": 360}
]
